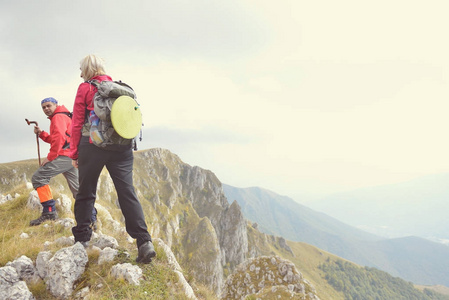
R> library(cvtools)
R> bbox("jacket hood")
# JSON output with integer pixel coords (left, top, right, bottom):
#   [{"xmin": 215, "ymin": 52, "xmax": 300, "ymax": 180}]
[{"xmin": 90, "ymin": 74, "xmax": 112, "ymax": 82}]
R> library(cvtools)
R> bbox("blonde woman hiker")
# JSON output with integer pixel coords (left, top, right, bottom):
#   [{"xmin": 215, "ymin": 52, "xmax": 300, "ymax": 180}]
[{"xmin": 70, "ymin": 54, "xmax": 156, "ymax": 263}]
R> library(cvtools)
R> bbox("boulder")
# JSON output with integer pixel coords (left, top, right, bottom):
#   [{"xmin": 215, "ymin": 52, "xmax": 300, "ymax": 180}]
[{"xmin": 46, "ymin": 242, "xmax": 88, "ymax": 298}]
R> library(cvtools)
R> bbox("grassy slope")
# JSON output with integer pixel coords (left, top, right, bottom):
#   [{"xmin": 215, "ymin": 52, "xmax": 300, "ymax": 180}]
[
  {"xmin": 280, "ymin": 240, "xmax": 346, "ymax": 300},
  {"xmin": 0, "ymin": 185, "xmax": 216, "ymax": 300}
]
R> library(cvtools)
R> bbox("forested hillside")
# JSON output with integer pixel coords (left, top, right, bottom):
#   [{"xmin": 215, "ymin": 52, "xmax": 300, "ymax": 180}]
[{"xmin": 319, "ymin": 258, "xmax": 449, "ymax": 300}]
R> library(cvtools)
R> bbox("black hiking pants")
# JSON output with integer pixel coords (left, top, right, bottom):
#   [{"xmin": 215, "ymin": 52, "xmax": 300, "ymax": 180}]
[{"xmin": 72, "ymin": 141, "xmax": 152, "ymax": 247}]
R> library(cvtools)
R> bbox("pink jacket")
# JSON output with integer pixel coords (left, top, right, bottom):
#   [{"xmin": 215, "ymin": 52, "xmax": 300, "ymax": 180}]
[
  {"xmin": 40, "ymin": 105, "xmax": 72, "ymax": 161},
  {"xmin": 70, "ymin": 75, "xmax": 112, "ymax": 160}
]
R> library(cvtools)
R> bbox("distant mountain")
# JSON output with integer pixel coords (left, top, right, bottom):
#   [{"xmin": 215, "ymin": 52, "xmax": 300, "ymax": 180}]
[
  {"xmin": 369, "ymin": 236, "xmax": 449, "ymax": 285},
  {"xmin": 222, "ymin": 184, "xmax": 382, "ymax": 243},
  {"xmin": 306, "ymin": 173, "xmax": 449, "ymax": 242},
  {"xmin": 223, "ymin": 184, "xmax": 449, "ymax": 287}
]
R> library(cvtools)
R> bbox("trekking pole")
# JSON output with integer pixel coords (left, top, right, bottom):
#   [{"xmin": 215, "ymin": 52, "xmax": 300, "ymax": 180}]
[{"xmin": 25, "ymin": 119, "xmax": 41, "ymax": 166}]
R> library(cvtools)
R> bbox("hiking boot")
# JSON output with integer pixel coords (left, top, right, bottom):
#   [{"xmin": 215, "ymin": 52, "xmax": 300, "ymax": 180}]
[
  {"xmin": 30, "ymin": 211, "xmax": 58, "ymax": 226},
  {"xmin": 136, "ymin": 241, "xmax": 156, "ymax": 264}
]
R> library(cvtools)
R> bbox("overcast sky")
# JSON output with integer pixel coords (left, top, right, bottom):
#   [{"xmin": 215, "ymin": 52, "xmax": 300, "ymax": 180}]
[{"xmin": 1, "ymin": 0, "xmax": 449, "ymax": 200}]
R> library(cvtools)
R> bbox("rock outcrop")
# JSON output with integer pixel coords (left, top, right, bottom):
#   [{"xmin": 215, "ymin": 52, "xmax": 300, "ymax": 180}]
[
  {"xmin": 133, "ymin": 149, "xmax": 250, "ymax": 295},
  {"xmin": 221, "ymin": 255, "xmax": 320, "ymax": 300}
]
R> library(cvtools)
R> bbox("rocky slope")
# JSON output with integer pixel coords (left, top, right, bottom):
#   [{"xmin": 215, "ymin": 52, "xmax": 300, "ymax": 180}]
[{"xmin": 0, "ymin": 148, "xmax": 320, "ymax": 299}]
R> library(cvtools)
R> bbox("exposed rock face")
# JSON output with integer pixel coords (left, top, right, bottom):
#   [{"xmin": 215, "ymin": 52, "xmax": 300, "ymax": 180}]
[
  {"xmin": 184, "ymin": 217, "xmax": 223, "ymax": 292},
  {"xmin": 219, "ymin": 200, "xmax": 248, "ymax": 268},
  {"xmin": 134, "ymin": 149, "xmax": 249, "ymax": 294},
  {"xmin": 278, "ymin": 236, "xmax": 294, "ymax": 256},
  {"xmin": 221, "ymin": 256, "xmax": 320, "ymax": 300}
]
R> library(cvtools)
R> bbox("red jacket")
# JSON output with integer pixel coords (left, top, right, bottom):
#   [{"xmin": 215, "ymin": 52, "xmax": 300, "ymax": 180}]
[
  {"xmin": 39, "ymin": 105, "xmax": 72, "ymax": 161},
  {"xmin": 70, "ymin": 75, "xmax": 113, "ymax": 160}
]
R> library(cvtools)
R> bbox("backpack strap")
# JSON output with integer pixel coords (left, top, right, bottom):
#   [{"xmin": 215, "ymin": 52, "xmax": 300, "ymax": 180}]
[
  {"xmin": 53, "ymin": 111, "xmax": 73, "ymax": 149},
  {"xmin": 87, "ymin": 79, "xmax": 100, "ymax": 88},
  {"xmin": 54, "ymin": 111, "xmax": 73, "ymax": 118}
]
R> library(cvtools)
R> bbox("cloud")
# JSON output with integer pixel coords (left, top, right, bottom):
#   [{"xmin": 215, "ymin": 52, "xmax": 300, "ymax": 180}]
[{"xmin": 1, "ymin": 0, "xmax": 449, "ymax": 197}]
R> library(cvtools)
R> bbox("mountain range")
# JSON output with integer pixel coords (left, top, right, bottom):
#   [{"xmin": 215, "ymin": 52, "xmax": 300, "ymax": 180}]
[
  {"xmin": 304, "ymin": 173, "xmax": 449, "ymax": 243},
  {"xmin": 223, "ymin": 184, "xmax": 449, "ymax": 287}
]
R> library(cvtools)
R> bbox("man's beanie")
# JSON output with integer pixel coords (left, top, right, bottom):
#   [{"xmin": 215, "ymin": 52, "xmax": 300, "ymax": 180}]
[{"xmin": 41, "ymin": 97, "xmax": 58, "ymax": 105}]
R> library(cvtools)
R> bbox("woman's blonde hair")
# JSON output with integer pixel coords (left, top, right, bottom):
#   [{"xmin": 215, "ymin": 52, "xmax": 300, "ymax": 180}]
[{"xmin": 80, "ymin": 54, "xmax": 106, "ymax": 81}]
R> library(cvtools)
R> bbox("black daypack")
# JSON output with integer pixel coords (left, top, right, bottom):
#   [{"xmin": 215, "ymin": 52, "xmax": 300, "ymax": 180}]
[{"xmin": 85, "ymin": 80, "xmax": 141, "ymax": 150}]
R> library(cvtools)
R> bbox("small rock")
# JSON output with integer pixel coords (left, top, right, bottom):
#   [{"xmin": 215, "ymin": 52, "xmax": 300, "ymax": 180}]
[
  {"xmin": 20, "ymin": 233, "xmax": 30, "ymax": 239},
  {"xmin": 110, "ymin": 263, "xmax": 142, "ymax": 285},
  {"xmin": 92, "ymin": 233, "xmax": 119, "ymax": 249},
  {"xmin": 26, "ymin": 191, "xmax": 41, "ymax": 211},
  {"xmin": 98, "ymin": 247, "xmax": 119, "ymax": 265}
]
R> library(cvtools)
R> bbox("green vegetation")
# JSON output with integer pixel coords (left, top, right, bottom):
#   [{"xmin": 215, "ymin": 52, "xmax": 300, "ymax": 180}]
[
  {"xmin": 0, "ymin": 187, "xmax": 217, "ymax": 300},
  {"xmin": 319, "ymin": 258, "xmax": 449, "ymax": 300}
]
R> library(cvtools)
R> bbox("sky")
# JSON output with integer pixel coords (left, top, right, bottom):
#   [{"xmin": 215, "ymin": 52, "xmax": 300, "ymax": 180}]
[{"xmin": 1, "ymin": 0, "xmax": 449, "ymax": 201}]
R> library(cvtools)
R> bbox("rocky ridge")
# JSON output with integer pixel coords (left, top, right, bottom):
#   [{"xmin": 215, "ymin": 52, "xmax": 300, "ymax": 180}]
[{"xmin": 0, "ymin": 148, "xmax": 320, "ymax": 299}]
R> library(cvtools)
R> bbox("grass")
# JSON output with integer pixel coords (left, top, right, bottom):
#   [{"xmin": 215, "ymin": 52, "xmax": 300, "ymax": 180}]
[
  {"xmin": 280, "ymin": 240, "xmax": 346, "ymax": 300},
  {"xmin": 0, "ymin": 186, "xmax": 218, "ymax": 300}
]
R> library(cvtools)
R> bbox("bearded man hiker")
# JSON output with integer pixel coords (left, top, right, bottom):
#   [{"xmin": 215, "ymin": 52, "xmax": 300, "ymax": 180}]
[{"xmin": 29, "ymin": 97, "xmax": 97, "ymax": 228}]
